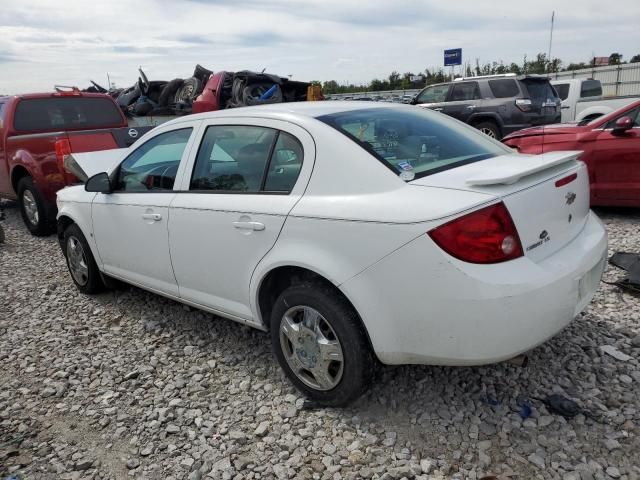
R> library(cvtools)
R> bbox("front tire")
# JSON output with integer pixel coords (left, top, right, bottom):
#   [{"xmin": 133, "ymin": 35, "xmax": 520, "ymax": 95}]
[
  {"xmin": 63, "ymin": 224, "xmax": 104, "ymax": 294},
  {"xmin": 17, "ymin": 177, "xmax": 52, "ymax": 236},
  {"xmin": 270, "ymin": 283, "xmax": 374, "ymax": 406}
]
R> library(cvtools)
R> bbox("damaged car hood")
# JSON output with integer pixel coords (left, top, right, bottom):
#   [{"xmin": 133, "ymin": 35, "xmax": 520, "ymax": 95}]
[{"xmin": 63, "ymin": 148, "xmax": 129, "ymax": 183}]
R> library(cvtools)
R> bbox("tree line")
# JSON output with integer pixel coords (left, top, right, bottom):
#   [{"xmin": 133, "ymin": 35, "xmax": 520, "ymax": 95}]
[{"xmin": 319, "ymin": 52, "xmax": 640, "ymax": 94}]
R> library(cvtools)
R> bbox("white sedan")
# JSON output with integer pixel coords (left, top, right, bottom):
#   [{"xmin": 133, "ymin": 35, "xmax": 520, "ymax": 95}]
[{"xmin": 57, "ymin": 102, "xmax": 607, "ymax": 406}]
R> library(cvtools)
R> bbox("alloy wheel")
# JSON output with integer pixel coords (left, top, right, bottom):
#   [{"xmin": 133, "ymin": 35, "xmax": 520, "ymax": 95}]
[
  {"xmin": 480, "ymin": 127, "xmax": 497, "ymax": 138},
  {"xmin": 22, "ymin": 190, "xmax": 39, "ymax": 226}
]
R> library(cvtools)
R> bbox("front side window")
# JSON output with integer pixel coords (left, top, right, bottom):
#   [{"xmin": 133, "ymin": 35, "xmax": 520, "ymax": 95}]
[
  {"xmin": 190, "ymin": 126, "xmax": 303, "ymax": 193},
  {"xmin": 606, "ymin": 107, "xmax": 640, "ymax": 129},
  {"xmin": 449, "ymin": 82, "xmax": 481, "ymax": 101},
  {"xmin": 318, "ymin": 107, "xmax": 511, "ymax": 181},
  {"xmin": 115, "ymin": 128, "xmax": 192, "ymax": 192},
  {"xmin": 416, "ymin": 84, "xmax": 450, "ymax": 104}
]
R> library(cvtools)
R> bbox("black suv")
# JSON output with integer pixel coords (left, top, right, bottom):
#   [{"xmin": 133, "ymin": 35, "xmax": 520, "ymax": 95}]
[{"xmin": 410, "ymin": 74, "xmax": 561, "ymax": 139}]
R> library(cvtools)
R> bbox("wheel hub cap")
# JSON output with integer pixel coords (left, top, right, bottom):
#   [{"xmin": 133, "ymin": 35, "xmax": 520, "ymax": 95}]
[
  {"xmin": 279, "ymin": 306, "xmax": 344, "ymax": 391},
  {"xmin": 22, "ymin": 190, "xmax": 39, "ymax": 225},
  {"xmin": 66, "ymin": 236, "xmax": 89, "ymax": 286}
]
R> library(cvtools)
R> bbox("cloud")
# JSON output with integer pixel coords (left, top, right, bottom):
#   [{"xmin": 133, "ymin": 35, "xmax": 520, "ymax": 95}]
[
  {"xmin": 172, "ymin": 34, "xmax": 213, "ymax": 45},
  {"xmin": 112, "ymin": 45, "xmax": 168, "ymax": 55},
  {"xmin": 0, "ymin": 0, "xmax": 639, "ymax": 94}
]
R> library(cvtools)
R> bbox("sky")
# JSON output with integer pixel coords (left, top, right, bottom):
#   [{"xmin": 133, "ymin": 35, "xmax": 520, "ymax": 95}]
[{"xmin": 1, "ymin": 0, "xmax": 639, "ymax": 94}]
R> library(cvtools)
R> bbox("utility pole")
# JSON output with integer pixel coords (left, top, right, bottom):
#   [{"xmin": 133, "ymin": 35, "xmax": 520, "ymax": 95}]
[{"xmin": 548, "ymin": 11, "xmax": 555, "ymax": 71}]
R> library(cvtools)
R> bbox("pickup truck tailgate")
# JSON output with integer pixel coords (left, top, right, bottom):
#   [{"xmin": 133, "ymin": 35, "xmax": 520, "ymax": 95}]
[{"xmin": 67, "ymin": 126, "xmax": 153, "ymax": 152}]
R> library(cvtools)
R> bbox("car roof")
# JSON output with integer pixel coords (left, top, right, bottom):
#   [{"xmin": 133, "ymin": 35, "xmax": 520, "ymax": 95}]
[{"xmin": 179, "ymin": 101, "xmax": 405, "ymax": 123}]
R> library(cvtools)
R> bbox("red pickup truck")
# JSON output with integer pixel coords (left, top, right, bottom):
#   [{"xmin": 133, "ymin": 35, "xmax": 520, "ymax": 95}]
[{"xmin": 0, "ymin": 90, "xmax": 151, "ymax": 235}]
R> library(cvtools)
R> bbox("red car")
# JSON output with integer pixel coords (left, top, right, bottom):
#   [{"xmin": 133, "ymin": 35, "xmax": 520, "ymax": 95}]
[{"xmin": 503, "ymin": 100, "xmax": 640, "ymax": 207}]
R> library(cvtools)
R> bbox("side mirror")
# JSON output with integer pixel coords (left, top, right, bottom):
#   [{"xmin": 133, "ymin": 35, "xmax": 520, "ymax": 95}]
[
  {"xmin": 612, "ymin": 116, "xmax": 634, "ymax": 134},
  {"xmin": 85, "ymin": 172, "xmax": 113, "ymax": 193}
]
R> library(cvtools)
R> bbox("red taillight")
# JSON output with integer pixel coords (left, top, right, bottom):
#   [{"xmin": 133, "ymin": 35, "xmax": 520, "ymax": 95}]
[
  {"xmin": 55, "ymin": 138, "xmax": 76, "ymax": 184},
  {"xmin": 555, "ymin": 173, "xmax": 577, "ymax": 188},
  {"xmin": 428, "ymin": 202, "xmax": 524, "ymax": 264}
]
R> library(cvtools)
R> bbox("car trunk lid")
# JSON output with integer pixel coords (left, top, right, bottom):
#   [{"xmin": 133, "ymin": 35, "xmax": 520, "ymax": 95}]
[
  {"xmin": 411, "ymin": 151, "xmax": 591, "ymax": 262},
  {"xmin": 63, "ymin": 148, "xmax": 129, "ymax": 183}
]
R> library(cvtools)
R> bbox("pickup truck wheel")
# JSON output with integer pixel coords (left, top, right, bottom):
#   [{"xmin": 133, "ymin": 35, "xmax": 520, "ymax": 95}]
[
  {"xmin": 63, "ymin": 224, "xmax": 104, "ymax": 294},
  {"xmin": 270, "ymin": 283, "xmax": 374, "ymax": 407},
  {"xmin": 474, "ymin": 121, "xmax": 501, "ymax": 140},
  {"xmin": 17, "ymin": 177, "xmax": 52, "ymax": 236}
]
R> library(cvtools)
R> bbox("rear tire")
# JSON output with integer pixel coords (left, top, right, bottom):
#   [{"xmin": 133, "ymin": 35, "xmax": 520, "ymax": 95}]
[
  {"xmin": 270, "ymin": 282, "xmax": 374, "ymax": 407},
  {"xmin": 17, "ymin": 177, "xmax": 52, "ymax": 236},
  {"xmin": 63, "ymin": 223, "xmax": 104, "ymax": 294},
  {"xmin": 474, "ymin": 121, "xmax": 501, "ymax": 140}
]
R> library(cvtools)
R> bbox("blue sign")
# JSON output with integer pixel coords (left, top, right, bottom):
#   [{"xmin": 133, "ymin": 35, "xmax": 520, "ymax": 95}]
[{"xmin": 444, "ymin": 48, "xmax": 462, "ymax": 66}]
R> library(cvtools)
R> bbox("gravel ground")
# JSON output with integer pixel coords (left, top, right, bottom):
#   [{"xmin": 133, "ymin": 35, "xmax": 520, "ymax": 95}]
[{"xmin": 1, "ymin": 201, "xmax": 639, "ymax": 480}]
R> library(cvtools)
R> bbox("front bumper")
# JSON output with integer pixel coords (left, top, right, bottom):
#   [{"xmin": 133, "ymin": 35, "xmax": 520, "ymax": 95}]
[{"xmin": 340, "ymin": 211, "xmax": 608, "ymax": 366}]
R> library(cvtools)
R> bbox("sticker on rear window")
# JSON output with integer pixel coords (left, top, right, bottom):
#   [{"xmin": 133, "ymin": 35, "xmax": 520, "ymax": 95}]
[{"xmin": 398, "ymin": 161, "xmax": 413, "ymax": 171}]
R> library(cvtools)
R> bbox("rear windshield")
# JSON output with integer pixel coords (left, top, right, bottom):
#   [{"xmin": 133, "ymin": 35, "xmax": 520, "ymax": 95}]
[
  {"xmin": 13, "ymin": 97, "xmax": 123, "ymax": 132},
  {"xmin": 580, "ymin": 80, "xmax": 602, "ymax": 98},
  {"xmin": 317, "ymin": 107, "xmax": 510, "ymax": 181},
  {"xmin": 521, "ymin": 80, "xmax": 558, "ymax": 103}
]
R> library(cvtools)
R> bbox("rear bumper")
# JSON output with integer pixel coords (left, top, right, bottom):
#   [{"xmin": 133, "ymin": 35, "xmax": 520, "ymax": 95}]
[{"xmin": 341, "ymin": 211, "xmax": 608, "ymax": 366}]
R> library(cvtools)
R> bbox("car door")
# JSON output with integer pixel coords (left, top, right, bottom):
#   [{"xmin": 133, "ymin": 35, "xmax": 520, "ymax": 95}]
[
  {"xmin": 591, "ymin": 107, "xmax": 640, "ymax": 203},
  {"xmin": 413, "ymin": 84, "xmax": 450, "ymax": 113},
  {"xmin": 443, "ymin": 82, "xmax": 481, "ymax": 122},
  {"xmin": 91, "ymin": 124, "xmax": 199, "ymax": 296},
  {"xmin": 168, "ymin": 119, "xmax": 315, "ymax": 321}
]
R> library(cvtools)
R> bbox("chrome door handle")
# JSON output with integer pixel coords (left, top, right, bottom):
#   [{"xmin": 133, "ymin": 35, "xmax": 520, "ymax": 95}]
[
  {"xmin": 233, "ymin": 221, "xmax": 265, "ymax": 231},
  {"xmin": 142, "ymin": 213, "xmax": 162, "ymax": 221},
  {"xmin": 433, "ymin": 108, "xmax": 444, "ymax": 112},
  {"xmin": 466, "ymin": 105, "xmax": 476, "ymax": 109}
]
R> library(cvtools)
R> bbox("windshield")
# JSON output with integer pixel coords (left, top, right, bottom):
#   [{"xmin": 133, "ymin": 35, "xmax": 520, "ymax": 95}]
[{"xmin": 317, "ymin": 107, "xmax": 511, "ymax": 180}]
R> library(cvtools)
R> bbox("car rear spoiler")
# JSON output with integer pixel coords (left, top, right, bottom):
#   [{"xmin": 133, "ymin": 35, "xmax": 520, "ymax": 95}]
[{"xmin": 465, "ymin": 151, "xmax": 583, "ymax": 186}]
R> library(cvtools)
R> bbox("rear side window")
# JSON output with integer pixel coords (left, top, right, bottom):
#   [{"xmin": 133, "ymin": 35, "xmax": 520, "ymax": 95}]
[
  {"xmin": 13, "ymin": 97, "xmax": 123, "ymax": 132},
  {"xmin": 190, "ymin": 126, "xmax": 303, "ymax": 193},
  {"xmin": 488, "ymin": 79, "xmax": 520, "ymax": 98},
  {"xmin": 521, "ymin": 80, "xmax": 558, "ymax": 103},
  {"xmin": 554, "ymin": 83, "xmax": 570, "ymax": 100},
  {"xmin": 449, "ymin": 82, "xmax": 481, "ymax": 101},
  {"xmin": 580, "ymin": 80, "xmax": 602, "ymax": 98},
  {"xmin": 318, "ymin": 107, "xmax": 510, "ymax": 181}
]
